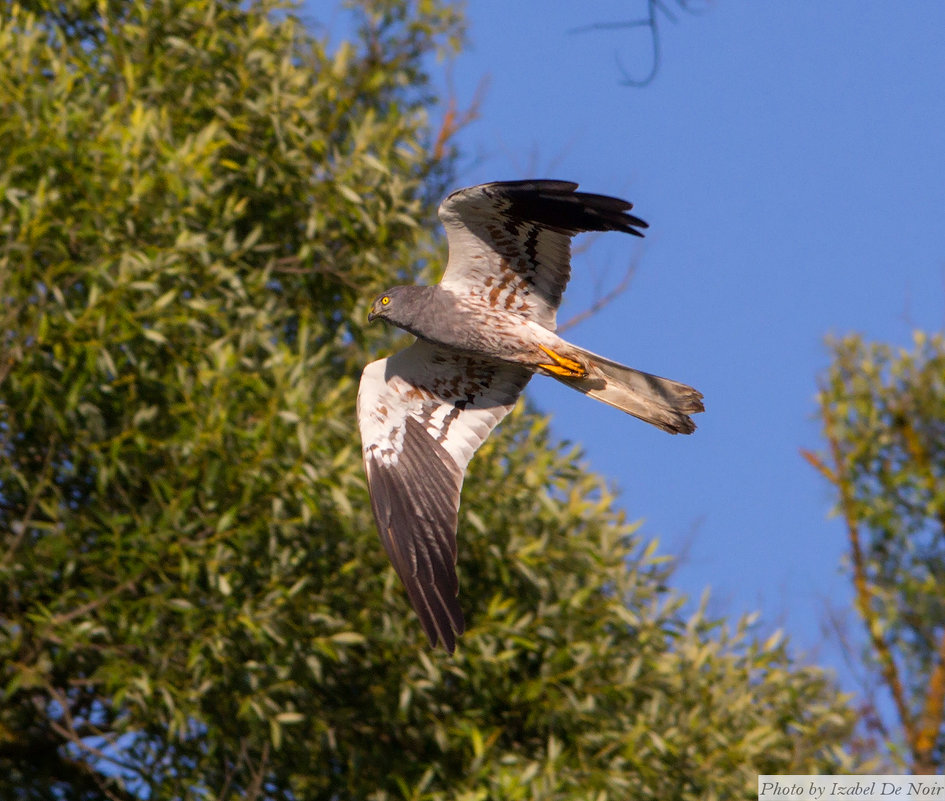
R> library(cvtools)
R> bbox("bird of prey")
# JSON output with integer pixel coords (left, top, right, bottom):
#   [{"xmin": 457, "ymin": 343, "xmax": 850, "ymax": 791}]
[{"xmin": 357, "ymin": 180, "xmax": 703, "ymax": 652}]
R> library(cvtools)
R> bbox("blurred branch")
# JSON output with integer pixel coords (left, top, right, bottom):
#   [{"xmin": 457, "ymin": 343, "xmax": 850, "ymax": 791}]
[
  {"xmin": 246, "ymin": 741, "xmax": 270, "ymax": 801},
  {"xmin": 803, "ymin": 408, "xmax": 917, "ymax": 753},
  {"xmin": 558, "ymin": 252, "xmax": 640, "ymax": 334},
  {"xmin": 2, "ymin": 436, "xmax": 58, "ymax": 566},
  {"xmin": 49, "ymin": 576, "xmax": 139, "ymax": 626},
  {"xmin": 895, "ymin": 410, "xmax": 945, "ymax": 772},
  {"xmin": 821, "ymin": 599, "xmax": 897, "ymax": 767},
  {"xmin": 46, "ymin": 686, "xmax": 140, "ymax": 801},
  {"xmin": 898, "ymin": 410, "xmax": 945, "ymax": 538},
  {"xmin": 570, "ymin": 0, "xmax": 708, "ymax": 87},
  {"xmin": 218, "ymin": 738, "xmax": 271, "ymax": 801},
  {"xmin": 433, "ymin": 75, "xmax": 488, "ymax": 162},
  {"xmin": 916, "ymin": 632, "xmax": 945, "ymax": 773}
]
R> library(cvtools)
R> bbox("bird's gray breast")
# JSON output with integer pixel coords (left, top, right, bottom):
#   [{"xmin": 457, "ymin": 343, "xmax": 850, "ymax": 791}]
[{"xmin": 418, "ymin": 288, "xmax": 536, "ymax": 363}]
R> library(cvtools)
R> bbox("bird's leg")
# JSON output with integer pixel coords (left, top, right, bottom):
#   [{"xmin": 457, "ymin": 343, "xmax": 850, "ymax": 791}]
[{"xmin": 537, "ymin": 345, "xmax": 588, "ymax": 378}]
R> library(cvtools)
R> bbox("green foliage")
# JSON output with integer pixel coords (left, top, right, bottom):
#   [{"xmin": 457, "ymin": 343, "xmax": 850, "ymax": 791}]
[
  {"xmin": 815, "ymin": 332, "xmax": 945, "ymax": 772},
  {"xmin": 0, "ymin": 0, "xmax": 858, "ymax": 797}
]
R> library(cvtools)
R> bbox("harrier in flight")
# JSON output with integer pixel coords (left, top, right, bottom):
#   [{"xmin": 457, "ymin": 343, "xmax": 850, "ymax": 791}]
[{"xmin": 357, "ymin": 180, "xmax": 703, "ymax": 652}]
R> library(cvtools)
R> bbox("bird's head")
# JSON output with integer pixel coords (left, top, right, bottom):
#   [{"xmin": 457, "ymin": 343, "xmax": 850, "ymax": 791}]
[{"xmin": 367, "ymin": 285, "xmax": 413, "ymax": 324}]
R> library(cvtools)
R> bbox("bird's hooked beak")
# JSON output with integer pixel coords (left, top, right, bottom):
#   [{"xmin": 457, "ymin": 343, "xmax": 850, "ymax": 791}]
[{"xmin": 368, "ymin": 295, "xmax": 388, "ymax": 322}]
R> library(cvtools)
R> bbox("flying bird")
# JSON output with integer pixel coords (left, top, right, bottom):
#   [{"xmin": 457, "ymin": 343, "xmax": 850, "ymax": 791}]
[{"xmin": 357, "ymin": 180, "xmax": 704, "ymax": 652}]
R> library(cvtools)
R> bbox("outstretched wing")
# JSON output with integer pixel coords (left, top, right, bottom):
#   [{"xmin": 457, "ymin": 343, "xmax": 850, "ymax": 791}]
[
  {"xmin": 356, "ymin": 341, "xmax": 532, "ymax": 652},
  {"xmin": 437, "ymin": 180, "xmax": 647, "ymax": 331}
]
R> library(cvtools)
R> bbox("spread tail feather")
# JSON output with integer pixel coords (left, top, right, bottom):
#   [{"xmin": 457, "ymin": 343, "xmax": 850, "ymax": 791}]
[{"xmin": 551, "ymin": 347, "xmax": 704, "ymax": 434}]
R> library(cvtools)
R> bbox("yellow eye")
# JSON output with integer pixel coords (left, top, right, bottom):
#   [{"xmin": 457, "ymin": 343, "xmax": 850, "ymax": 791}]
[{"xmin": 380, "ymin": 296, "xmax": 390, "ymax": 306}]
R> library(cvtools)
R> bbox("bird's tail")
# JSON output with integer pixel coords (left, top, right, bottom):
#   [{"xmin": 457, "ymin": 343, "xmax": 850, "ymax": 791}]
[{"xmin": 549, "ymin": 345, "xmax": 704, "ymax": 434}]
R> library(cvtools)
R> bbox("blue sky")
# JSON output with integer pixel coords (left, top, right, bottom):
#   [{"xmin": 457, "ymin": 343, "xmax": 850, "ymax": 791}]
[{"xmin": 423, "ymin": 0, "xmax": 945, "ymax": 692}]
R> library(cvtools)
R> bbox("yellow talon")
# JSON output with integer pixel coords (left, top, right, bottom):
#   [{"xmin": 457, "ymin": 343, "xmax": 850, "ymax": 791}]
[{"xmin": 538, "ymin": 345, "xmax": 587, "ymax": 378}]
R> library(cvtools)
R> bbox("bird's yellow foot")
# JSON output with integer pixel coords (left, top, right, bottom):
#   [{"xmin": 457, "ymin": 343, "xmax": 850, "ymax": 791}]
[{"xmin": 538, "ymin": 345, "xmax": 588, "ymax": 378}]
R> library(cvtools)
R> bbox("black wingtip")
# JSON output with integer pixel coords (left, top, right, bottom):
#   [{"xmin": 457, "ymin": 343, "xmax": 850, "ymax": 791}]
[{"xmin": 487, "ymin": 179, "xmax": 649, "ymax": 238}]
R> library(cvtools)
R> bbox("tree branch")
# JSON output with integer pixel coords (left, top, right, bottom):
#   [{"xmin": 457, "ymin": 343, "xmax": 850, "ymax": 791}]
[
  {"xmin": 432, "ymin": 75, "xmax": 488, "ymax": 162},
  {"xmin": 49, "ymin": 576, "xmax": 139, "ymax": 626},
  {"xmin": 570, "ymin": 0, "xmax": 708, "ymax": 88},
  {"xmin": 2, "ymin": 436, "xmax": 58, "ymax": 566},
  {"xmin": 45, "ymin": 686, "xmax": 141, "ymax": 801},
  {"xmin": 245, "ymin": 741, "xmax": 270, "ymax": 801},
  {"xmin": 915, "ymin": 630, "xmax": 945, "ymax": 773},
  {"xmin": 558, "ymin": 253, "xmax": 639, "ymax": 334},
  {"xmin": 814, "ymin": 400, "xmax": 916, "ymax": 749},
  {"xmin": 895, "ymin": 410, "xmax": 945, "ymax": 773}
]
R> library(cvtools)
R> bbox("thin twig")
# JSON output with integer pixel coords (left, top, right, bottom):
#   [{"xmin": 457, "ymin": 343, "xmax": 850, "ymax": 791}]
[
  {"xmin": 915, "ymin": 631, "xmax": 945, "ymax": 773},
  {"xmin": 47, "ymin": 686, "xmax": 141, "ymax": 789},
  {"xmin": 815, "ymin": 399, "xmax": 916, "ymax": 749},
  {"xmin": 433, "ymin": 74, "xmax": 488, "ymax": 162},
  {"xmin": 821, "ymin": 599, "xmax": 894, "ymax": 751},
  {"xmin": 558, "ymin": 254, "xmax": 639, "ymax": 334},
  {"xmin": 50, "ymin": 576, "xmax": 138, "ymax": 625},
  {"xmin": 245, "ymin": 741, "xmax": 271, "ymax": 801},
  {"xmin": 571, "ymin": 1, "xmax": 708, "ymax": 87},
  {"xmin": 2, "ymin": 436, "xmax": 58, "ymax": 566}
]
